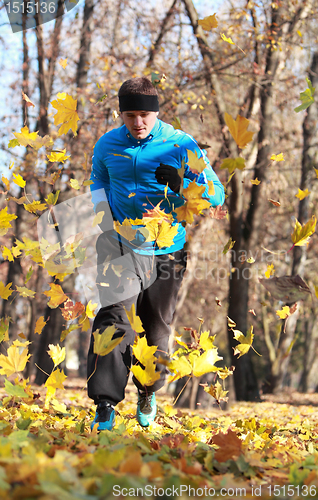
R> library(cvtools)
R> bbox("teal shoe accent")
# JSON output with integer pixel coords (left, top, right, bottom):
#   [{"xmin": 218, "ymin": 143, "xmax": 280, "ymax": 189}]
[
  {"xmin": 91, "ymin": 401, "xmax": 115, "ymax": 431},
  {"xmin": 136, "ymin": 392, "xmax": 156, "ymax": 427}
]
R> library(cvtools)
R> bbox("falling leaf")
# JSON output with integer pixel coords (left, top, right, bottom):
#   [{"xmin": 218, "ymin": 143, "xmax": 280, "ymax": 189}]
[
  {"xmin": 69, "ymin": 178, "xmax": 81, "ymax": 190},
  {"xmin": 44, "ymin": 283, "xmax": 68, "ymax": 308},
  {"xmin": 186, "ymin": 149, "xmax": 207, "ymax": 174},
  {"xmin": 259, "ymin": 275, "xmax": 311, "ymax": 303},
  {"xmin": 86, "ymin": 300, "xmax": 98, "ymax": 319},
  {"xmin": 251, "ymin": 178, "xmax": 261, "ymax": 185},
  {"xmin": 61, "ymin": 299, "xmax": 85, "ymax": 321},
  {"xmin": 1, "ymin": 175, "xmax": 10, "ymax": 192},
  {"xmin": 247, "ymin": 257, "xmax": 255, "ymax": 263},
  {"xmin": 23, "ymin": 200, "xmax": 48, "ymax": 214},
  {"xmin": 22, "ymin": 91, "xmax": 35, "ymax": 107},
  {"xmin": 93, "ymin": 326, "xmax": 125, "ymax": 356},
  {"xmin": 132, "ymin": 336, "xmax": 157, "ymax": 366},
  {"xmin": 221, "ymin": 33, "xmax": 235, "ymax": 45},
  {"xmin": 34, "ymin": 316, "xmax": 47, "ymax": 335},
  {"xmin": 59, "ymin": 58, "xmax": 68, "ymax": 69},
  {"xmin": 131, "ymin": 360, "xmax": 161, "ymax": 387},
  {"xmin": 191, "ymin": 348, "xmax": 222, "ymax": 377},
  {"xmin": 114, "ymin": 219, "xmax": 138, "ymax": 241},
  {"xmin": 220, "ymin": 157, "xmax": 246, "ymax": 174},
  {"xmin": 0, "ymin": 343, "xmax": 31, "ymax": 377},
  {"xmin": 171, "ymin": 117, "xmax": 182, "ymax": 130},
  {"xmin": 47, "ymin": 344, "xmax": 66, "ymax": 367},
  {"xmin": 0, "ymin": 281, "xmax": 13, "ymax": 300},
  {"xmin": 265, "ymin": 263, "xmax": 275, "ymax": 279},
  {"xmin": 45, "ymin": 191, "xmax": 60, "ymax": 206},
  {"xmin": 294, "ymin": 77, "xmax": 315, "ymax": 112},
  {"xmin": 51, "ymin": 93, "xmax": 79, "ymax": 136},
  {"xmin": 1, "ymin": 246, "xmax": 14, "ymax": 262},
  {"xmin": 276, "ymin": 306, "xmax": 291, "ymax": 320},
  {"xmin": 223, "ymin": 237, "xmax": 235, "ymax": 255},
  {"xmin": 224, "ymin": 112, "xmax": 254, "ymax": 149},
  {"xmin": 16, "ymin": 286, "xmax": 36, "ymax": 298},
  {"xmin": 268, "ymin": 199, "xmax": 281, "ymax": 206},
  {"xmin": 204, "ymin": 380, "xmax": 228, "ymax": 405},
  {"xmin": 198, "ymin": 13, "xmax": 218, "ymax": 30},
  {"xmin": 47, "ymin": 149, "xmax": 70, "ymax": 163},
  {"xmin": 233, "ymin": 326, "xmax": 260, "ymax": 358},
  {"xmin": 128, "ymin": 192, "xmax": 136, "ymax": 198},
  {"xmin": 13, "ymin": 126, "xmax": 53, "ymax": 150},
  {"xmin": 295, "ymin": 188, "xmax": 310, "ymax": 200},
  {"xmin": 12, "ymin": 173, "xmax": 26, "ymax": 188},
  {"xmin": 270, "ymin": 153, "xmax": 285, "ymax": 161},
  {"xmin": 124, "ymin": 304, "xmax": 144, "ymax": 333},
  {"xmin": 291, "ymin": 215, "xmax": 316, "ymax": 247}
]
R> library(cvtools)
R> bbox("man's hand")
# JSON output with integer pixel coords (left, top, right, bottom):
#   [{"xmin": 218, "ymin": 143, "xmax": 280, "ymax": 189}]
[{"xmin": 155, "ymin": 164, "xmax": 181, "ymax": 193}]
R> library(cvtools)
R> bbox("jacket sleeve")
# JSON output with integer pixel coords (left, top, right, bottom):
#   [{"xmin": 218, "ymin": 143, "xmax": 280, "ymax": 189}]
[
  {"xmin": 89, "ymin": 139, "xmax": 111, "ymax": 211},
  {"xmin": 182, "ymin": 141, "xmax": 225, "ymax": 207}
]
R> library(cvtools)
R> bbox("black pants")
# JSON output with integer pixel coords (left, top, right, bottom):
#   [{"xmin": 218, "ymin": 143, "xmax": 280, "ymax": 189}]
[{"xmin": 87, "ymin": 231, "xmax": 187, "ymax": 405}]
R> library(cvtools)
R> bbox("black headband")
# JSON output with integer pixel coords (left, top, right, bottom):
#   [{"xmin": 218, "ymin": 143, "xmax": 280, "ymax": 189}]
[{"xmin": 119, "ymin": 94, "xmax": 159, "ymax": 112}]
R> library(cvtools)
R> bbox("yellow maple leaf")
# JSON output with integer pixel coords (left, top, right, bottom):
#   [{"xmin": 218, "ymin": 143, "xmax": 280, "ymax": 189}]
[
  {"xmin": 233, "ymin": 326, "xmax": 260, "ymax": 358},
  {"xmin": 124, "ymin": 304, "xmax": 144, "ymax": 333},
  {"xmin": 44, "ymin": 368, "xmax": 67, "ymax": 406},
  {"xmin": 86, "ymin": 300, "xmax": 98, "ymax": 319},
  {"xmin": 13, "ymin": 126, "xmax": 53, "ymax": 150},
  {"xmin": 220, "ymin": 157, "xmax": 246, "ymax": 174},
  {"xmin": 132, "ymin": 336, "xmax": 157, "ymax": 366},
  {"xmin": 47, "ymin": 344, "xmax": 66, "ymax": 367},
  {"xmin": 175, "ymin": 198, "xmax": 210, "ymax": 224},
  {"xmin": 251, "ymin": 178, "xmax": 261, "ymax": 185},
  {"xmin": 204, "ymin": 380, "xmax": 229, "ymax": 404},
  {"xmin": 144, "ymin": 219, "xmax": 179, "ymax": 248},
  {"xmin": 223, "ymin": 236, "xmax": 235, "ymax": 255},
  {"xmin": 0, "ymin": 343, "xmax": 31, "ymax": 376},
  {"xmin": 45, "ymin": 191, "xmax": 60, "ymax": 206},
  {"xmin": 23, "ymin": 200, "xmax": 48, "ymax": 214},
  {"xmin": 265, "ymin": 263, "xmax": 275, "ymax": 278},
  {"xmin": 276, "ymin": 306, "xmax": 291, "ymax": 320},
  {"xmin": 47, "ymin": 149, "xmax": 70, "ymax": 163},
  {"xmin": 221, "ymin": 33, "xmax": 234, "ymax": 44},
  {"xmin": 291, "ymin": 215, "xmax": 316, "ymax": 247},
  {"xmin": 191, "ymin": 348, "xmax": 222, "ymax": 377},
  {"xmin": 44, "ymin": 283, "xmax": 68, "ymax": 308},
  {"xmin": 270, "ymin": 153, "xmax": 285, "ymax": 161},
  {"xmin": 69, "ymin": 178, "xmax": 81, "ymax": 190},
  {"xmin": 199, "ymin": 331, "xmax": 216, "ymax": 351},
  {"xmin": 34, "ymin": 316, "xmax": 47, "ymax": 335},
  {"xmin": 207, "ymin": 180, "xmax": 215, "ymax": 196},
  {"xmin": 0, "ymin": 207, "xmax": 17, "ymax": 236},
  {"xmin": 198, "ymin": 13, "xmax": 218, "ymax": 31},
  {"xmin": 167, "ymin": 356, "xmax": 192, "ymax": 382},
  {"xmin": 51, "ymin": 93, "xmax": 79, "ymax": 136},
  {"xmin": 0, "ymin": 281, "xmax": 13, "ymax": 300},
  {"xmin": 59, "ymin": 58, "xmax": 68, "ymax": 69},
  {"xmin": 1, "ymin": 175, "xmax": 10, "ymax": 191},
  {"xmin": 1, "ymin": 246, "xmax": 14, "ymax": 262},
  {"xmin": 224, "ymin": 112, "xmax": 254, "ymax": 149},
  {"xmin": 131, "ymin": 360, "xmax": 161, "ymax": 387},
  {"xmin": 114, "ymin": 219, "xmax": 138, "ymax": 241},
  {"xmin": 12, "ymin": 173, "xmax": 26, "ymax": 188},
  {"xmin": 171, "ymin": 117, "xmax": 182, "ymax": 130},
  {"xmin": 295, "ymin": 188, "xmax": 310, "ymax": 200},
  {"xmin": 16, "ymin": 286, "xmax": 36, "ymax": 298},
  {"xmin": 93, "ymin": 210, "xmax": 104, "ymax": 228},
  {"xmin": 186, "ymin": 149, "xmax": 207, "ymax": 174},
  {"xmin": 93, "ymin": 326, "xmax": 125, "ymax": 356}
]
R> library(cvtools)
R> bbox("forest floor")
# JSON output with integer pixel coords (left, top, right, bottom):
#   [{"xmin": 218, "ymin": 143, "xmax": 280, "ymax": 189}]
[{"xmin": 0, "ymin": 376, "xmax": 318, "ymax": 499}]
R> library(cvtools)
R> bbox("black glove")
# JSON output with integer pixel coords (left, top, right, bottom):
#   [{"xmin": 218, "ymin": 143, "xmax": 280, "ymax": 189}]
[{"xmin": 155, "ymin": 164, "xmax": 181, "ymax": 193}]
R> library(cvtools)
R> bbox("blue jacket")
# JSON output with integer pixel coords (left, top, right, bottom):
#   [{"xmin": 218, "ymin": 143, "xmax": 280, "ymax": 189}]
[{"xmin": 90, "ymin": 119, "xmax": 225, "ymax": 254}]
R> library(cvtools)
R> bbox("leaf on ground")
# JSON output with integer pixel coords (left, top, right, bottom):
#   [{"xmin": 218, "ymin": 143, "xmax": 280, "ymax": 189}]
[{"xmin": 212, "ymin": 429, "xmax": 243, "ymax": 462}]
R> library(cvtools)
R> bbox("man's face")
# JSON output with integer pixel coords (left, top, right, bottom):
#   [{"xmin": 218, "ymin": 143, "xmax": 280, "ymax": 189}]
[{"xmin": 121, "ymin": 110, "xmax": 158, "ymax": 140}]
